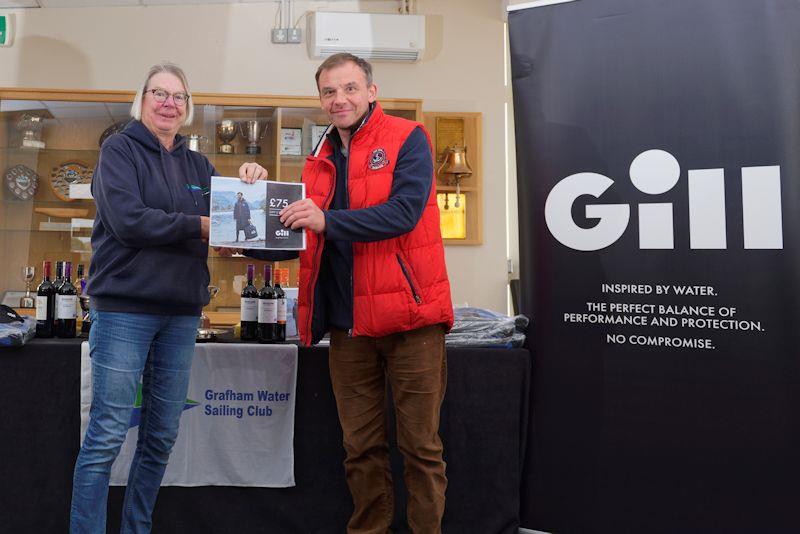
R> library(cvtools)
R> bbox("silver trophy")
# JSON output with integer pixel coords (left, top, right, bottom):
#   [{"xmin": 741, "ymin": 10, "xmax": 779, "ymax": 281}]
[
  {"xmin": 79, "ymin": 295, "xmax": 91, "ymax": 335},
  {"xmin": 240, "ymin": 119, "xmax": 268, "ymax": 155},
  {"xmin": 17, "ymin": 113, "xmax": 46, "ymax": 149},
  {"xmin": 187, "ymin": 134, "xmax": 207, "ymax": 153},
  {"xmin": 216, "ymin": 120, "xmax": 237, "ymax": 154},
  {"xmin": 19, "ymin": 266, "xmax": 35, "ymax": 308}
]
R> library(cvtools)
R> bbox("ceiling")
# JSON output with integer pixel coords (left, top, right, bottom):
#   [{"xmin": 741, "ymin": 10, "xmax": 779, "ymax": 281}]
[
  {"xmin": 0, "ymin": 0, "xmax": 396, "ymax": 6},
  {"xmin": 0, "ymin": 0, "xmax": 271, "ymax": 6}
]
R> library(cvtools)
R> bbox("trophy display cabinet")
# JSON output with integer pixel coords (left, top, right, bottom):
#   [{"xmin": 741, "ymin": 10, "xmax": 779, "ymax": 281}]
[{"xmin": 0, "ymin": 88, "xmax": 422, "ymax": 318}]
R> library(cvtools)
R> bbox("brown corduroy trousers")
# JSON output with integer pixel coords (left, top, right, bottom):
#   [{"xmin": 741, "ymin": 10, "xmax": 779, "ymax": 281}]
[{"xmin": 329, "ymin": 324, "xmax": 448, "ymax": 534}]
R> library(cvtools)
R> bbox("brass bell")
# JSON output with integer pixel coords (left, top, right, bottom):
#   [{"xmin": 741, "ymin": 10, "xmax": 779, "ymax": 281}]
[
  {"xmin": 437, "ymin": 145, "xmax": 473, "ymax": 181},
  {"xmin": 438, "ymin": 146, "xmax": 472, "ymax": 208}
]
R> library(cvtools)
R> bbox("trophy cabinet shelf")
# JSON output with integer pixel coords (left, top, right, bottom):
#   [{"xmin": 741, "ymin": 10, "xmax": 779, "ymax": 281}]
[
  {"xmin": 0, "ymin": 88, "xmax": 423, "ymax": 308},
  {"xmin": 436, "ymin": 185, "xmax": 478, "ymax": 192},
  {"xmin": 1, "ymin": 147, "xmax": 100, "ymax": 156}
]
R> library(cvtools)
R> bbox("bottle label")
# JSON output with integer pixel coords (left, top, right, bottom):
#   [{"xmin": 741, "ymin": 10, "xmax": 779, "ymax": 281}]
[
  {"xmin": 36, "ymin": 296, "xmax": 49, "ymax": 321},
  {"xmin": 258, "ymin": 299, "xmax": 277, "ymax": 323},
  {"xmin": 277, "ymin": 299, "xmax": 287, "ymax": 323},
  {"xmin": 240, "ymin": 298, "xmax": 258, "ymax": 321},
  {"xmin": 56, "ymin": 295, "xmax": 77, "ymax": 319}
]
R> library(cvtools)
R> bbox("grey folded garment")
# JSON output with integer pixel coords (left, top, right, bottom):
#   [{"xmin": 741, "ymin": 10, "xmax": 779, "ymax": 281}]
[
  {"xmin": 445, "ymin": 307, "xmax": 530, "ymax": 348},
  {"xmin": 0, "ymin": 305, "xmax": 37, "ymax": 347}
]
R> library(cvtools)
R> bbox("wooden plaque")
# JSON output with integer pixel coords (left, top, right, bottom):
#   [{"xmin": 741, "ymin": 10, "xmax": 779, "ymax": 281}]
[{"xmin": 434, "ymin": 117, "xmax": 465, "ymax": 164}]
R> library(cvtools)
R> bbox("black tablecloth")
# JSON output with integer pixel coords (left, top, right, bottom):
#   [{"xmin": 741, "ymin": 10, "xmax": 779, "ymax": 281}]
[{"xmin": 0, "ymin": 339, "xmax": 530, "ymax": 534}]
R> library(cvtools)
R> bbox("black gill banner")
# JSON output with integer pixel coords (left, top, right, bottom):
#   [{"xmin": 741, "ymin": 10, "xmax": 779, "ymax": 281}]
[{"xmin": 510, "ymin": 1, "xmax": 800, "ymax": 532}]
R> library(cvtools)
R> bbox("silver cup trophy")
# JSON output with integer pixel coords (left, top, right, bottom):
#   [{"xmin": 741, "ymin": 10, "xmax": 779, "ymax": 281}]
[
  {"xmin": 240, "ymin": 120, "xmax": 268, "ymax": 155},
  {"xmin": 79, "ymin": 294, "xmax": 91, "ymax": 335},
  {"xmin": 187, "ymin": 134, "xmax": 207, "ymax": 153},
  {"xmin": 20, "ymin": 266, "xmax": 35, "ymax": 308},
  {"xmin": 17, "ymin": 113, "xmax": 46, "ymax": 149},
  {"xmin": 216, "ymin": 120, "xmax": 237, "ymax": 154}
]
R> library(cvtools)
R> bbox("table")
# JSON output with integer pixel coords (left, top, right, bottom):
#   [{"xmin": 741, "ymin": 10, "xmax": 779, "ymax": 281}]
[{"xmin": 0, "ymin": 339, "xmax": 530, "ymax": 533}]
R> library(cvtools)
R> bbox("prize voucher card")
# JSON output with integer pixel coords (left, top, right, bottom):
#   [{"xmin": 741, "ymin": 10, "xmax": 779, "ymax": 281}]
[{"xmin": 209, "ymin": 176, "xmax": 306, "ymax": 250}]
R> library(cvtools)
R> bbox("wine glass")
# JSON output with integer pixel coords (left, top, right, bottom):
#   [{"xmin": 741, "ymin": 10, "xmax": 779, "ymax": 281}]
[
  {"xmin": 19, "ymin": 266, "xmax": 35, "ymax": 308},
  {"xmin": 199, "ymin": 285, "xmax": 221, "ymax": 330}
]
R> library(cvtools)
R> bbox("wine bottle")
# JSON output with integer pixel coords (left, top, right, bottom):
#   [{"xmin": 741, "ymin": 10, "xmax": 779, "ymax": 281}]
[
  {"xmin": 240, "ymin": 264, "xmax": 259, "ymax": 341},
  {"xmin": 54, "ymin": 260, "xmax": 64, "ymax": 291},
  {"xmin": 274, "ymin": 269, "xmax": 286, "ymax": 342},
  {"xmin": 76, "ymin": 264, "xmax": 86, "ymax": 293},
  {"xmin": 55, "ymin": 261, "xmax": 77, "ymax": 338},
  {"xmin": 75, "ymin": 264, "xmax": 85, "ymax": 330},
  {"xmin": 35, "ymin": 260, "xmax": 56, "ymax": 338},
  {"xmin": 258, "ymin": 264, "xmax": 276, "ymax": 344}
]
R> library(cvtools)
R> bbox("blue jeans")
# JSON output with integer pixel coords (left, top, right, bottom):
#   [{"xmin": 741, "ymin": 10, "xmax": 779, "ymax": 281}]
[{"xmin": 70, "ymin": 310, "xmax": 198, "ymax": 534}]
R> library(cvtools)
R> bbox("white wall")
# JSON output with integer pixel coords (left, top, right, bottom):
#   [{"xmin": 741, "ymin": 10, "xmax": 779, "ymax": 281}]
[{"xmin": 0, "ymin": 0, "xmax": 517, "ymax": 313}]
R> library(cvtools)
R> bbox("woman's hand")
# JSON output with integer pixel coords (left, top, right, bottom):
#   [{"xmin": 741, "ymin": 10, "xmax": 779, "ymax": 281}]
[
  {"xmin": 200, "ymin": 216, "xmax": 210, "ymax": 241},
  {"xmin": 238, "ymin": 162, "xmax": 268, "ymax": 184},
  {"xmin": 213, "ymin": 247, "xmax": 242, "ymax": 257}
]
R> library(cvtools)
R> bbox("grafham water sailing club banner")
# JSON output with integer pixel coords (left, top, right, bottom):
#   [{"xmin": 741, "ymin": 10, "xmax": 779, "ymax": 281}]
[
  {"xmin": 81, "ymin": 343, "xmax": 298, "ymax": 487},
  {"xmin": 509, "ymin": 1, "xmax": 800, "ymax": 532}
]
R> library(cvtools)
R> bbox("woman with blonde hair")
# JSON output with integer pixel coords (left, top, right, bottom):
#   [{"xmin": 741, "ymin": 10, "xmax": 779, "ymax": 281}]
[{"xmin": 70, "ymin": 63, "xmax": 266, "ymax": 533}]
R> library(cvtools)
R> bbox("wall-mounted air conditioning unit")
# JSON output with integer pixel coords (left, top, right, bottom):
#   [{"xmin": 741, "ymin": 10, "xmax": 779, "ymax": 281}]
[{"xmin": 307, "ymin": 11, "xmax": 425, "ymax": 62}]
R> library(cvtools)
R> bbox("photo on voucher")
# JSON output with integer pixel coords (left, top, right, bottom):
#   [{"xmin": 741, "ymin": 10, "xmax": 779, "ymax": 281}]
[
  {"xmin": 210, "ymin": 176, "xmax": 267, "ymax": 248},
  {"xmin": 209, "ymin": 176, "xmax": 306, "ymax": 250}
]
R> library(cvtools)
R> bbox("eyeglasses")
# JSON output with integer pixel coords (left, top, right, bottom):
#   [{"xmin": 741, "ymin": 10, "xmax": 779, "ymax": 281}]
[{"xmin": 145, "ymin": 88, "xmax": 190, "ymax": 106}]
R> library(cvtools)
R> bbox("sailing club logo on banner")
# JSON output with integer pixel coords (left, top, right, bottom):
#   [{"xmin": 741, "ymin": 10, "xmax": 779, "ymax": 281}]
[{"xmin": 544, "ymin": 149, "xmax": 783, "ymax": 251}]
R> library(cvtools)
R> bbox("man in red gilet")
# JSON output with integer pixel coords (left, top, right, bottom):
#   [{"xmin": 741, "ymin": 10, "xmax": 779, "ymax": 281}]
[{"xmin": 280, "ymin": 53, "xmax": 454, "ymax": 533}]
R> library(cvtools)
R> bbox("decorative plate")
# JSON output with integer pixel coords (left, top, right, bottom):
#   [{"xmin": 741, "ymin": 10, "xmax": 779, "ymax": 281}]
[
  {"xmin": 4, "ymin": 164, "xmax": 39, "ymax": 201},
  {"xmin": 50, "ymin": 161, "xmax": 93, "ymax": 202},
  {"xmin": 98, "ymin": 118, "xmax": 132, "ymax": 147}
]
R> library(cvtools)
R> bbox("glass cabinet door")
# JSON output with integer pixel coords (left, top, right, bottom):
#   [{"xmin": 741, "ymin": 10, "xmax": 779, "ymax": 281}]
[{"xmin": 0, "ymin": 99, "xmax": 130, "ymax": 307}]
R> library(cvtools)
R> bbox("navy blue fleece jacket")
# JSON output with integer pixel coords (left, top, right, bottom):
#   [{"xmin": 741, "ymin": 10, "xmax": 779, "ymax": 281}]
[{"xmin": 87, "ymin": 120, "xmax": 215, "ymax": 316}]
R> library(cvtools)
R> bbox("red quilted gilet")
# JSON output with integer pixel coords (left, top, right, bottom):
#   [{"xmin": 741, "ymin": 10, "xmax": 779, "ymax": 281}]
[{"xmin": 297, "ymin": 103, "xmax": 453, "ymax": 346}]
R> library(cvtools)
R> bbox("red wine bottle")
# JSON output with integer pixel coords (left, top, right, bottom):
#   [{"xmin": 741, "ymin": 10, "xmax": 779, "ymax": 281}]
[
  {"xmin": 258, "ymin": 264, "xmax": 276, "ymax": 344},
  {"xmin": 274, "ymin": 271, "xmax": 286, "ymax": 342},
  {"xmin": 54, "ymin": 260, "xmax": 64, "ymax": 290},
  {"xmin": 76, "ymin": 264, "xmax": 86, "ymax": 293},
  {"xmin": 35, "ymin": 260, "xmax": 56, "ymax": 338},
  {"xmin": 56, "ymin": 261, "xmax": 77, "ymax": 338},
  {"xmin": 240, "ymin": 264, "xmax": 259, "ymax": 341}
]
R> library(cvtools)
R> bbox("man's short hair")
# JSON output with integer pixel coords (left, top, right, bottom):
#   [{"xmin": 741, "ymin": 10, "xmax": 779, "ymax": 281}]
[{"xmin": 315, "ymin": 53, "xmax": 374, "ymax": 89}]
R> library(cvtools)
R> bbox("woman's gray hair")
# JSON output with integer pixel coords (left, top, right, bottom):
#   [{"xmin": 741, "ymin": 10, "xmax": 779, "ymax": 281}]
[{"xmin": 130, "ymin": 62, "xmax": 194, "ymax": 126}]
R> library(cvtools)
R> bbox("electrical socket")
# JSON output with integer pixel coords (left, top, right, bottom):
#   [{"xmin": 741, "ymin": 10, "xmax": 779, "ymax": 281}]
[
  {"xmin": 271, "ymin": 28, "xmax": 287, "ymax": 44},
  {"xmin": 287, "ymin": 28, "xmax": 302, "ymax": 43}
]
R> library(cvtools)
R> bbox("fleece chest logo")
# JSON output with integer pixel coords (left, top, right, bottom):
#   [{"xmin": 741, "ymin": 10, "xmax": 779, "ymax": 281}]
[{"xmin": 368, "ymin": 148, "xmax": 390, "ymax": 170}]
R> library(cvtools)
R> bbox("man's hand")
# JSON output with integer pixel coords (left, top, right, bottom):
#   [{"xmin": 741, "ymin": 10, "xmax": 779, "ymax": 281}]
[
  {"xmin": 238, "ymin": 162, "xmax": 268, "ymax": 183},
  {"xmin": 279, "ymin": 198, "xmax": 326, "ymax": 233},
  {"xmin": 213, "ymin": 247, "xmax": 242, "ymax": 257},
  {"xmin": 200, "ymin": 216, "xmax": 210, "ymax": 241}
]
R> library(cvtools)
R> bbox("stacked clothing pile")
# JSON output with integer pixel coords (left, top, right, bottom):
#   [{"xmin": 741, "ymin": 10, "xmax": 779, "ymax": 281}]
[
  {"xmin": 0, "ymin": 305, "xmax": 36, "ymax": 347},
  {"xmin": 445, "ymin": 307, "xmax": 529, "ymax": 348}
]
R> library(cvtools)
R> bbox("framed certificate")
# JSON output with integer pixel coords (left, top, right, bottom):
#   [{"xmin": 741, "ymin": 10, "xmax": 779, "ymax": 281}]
[
  {"xmin": 280, "ymin": 128, "xmax": 303, "ymax": 156},
  {"xmin": 311, "ymin": 125, "xmax": 329, "ymax": 149}
]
